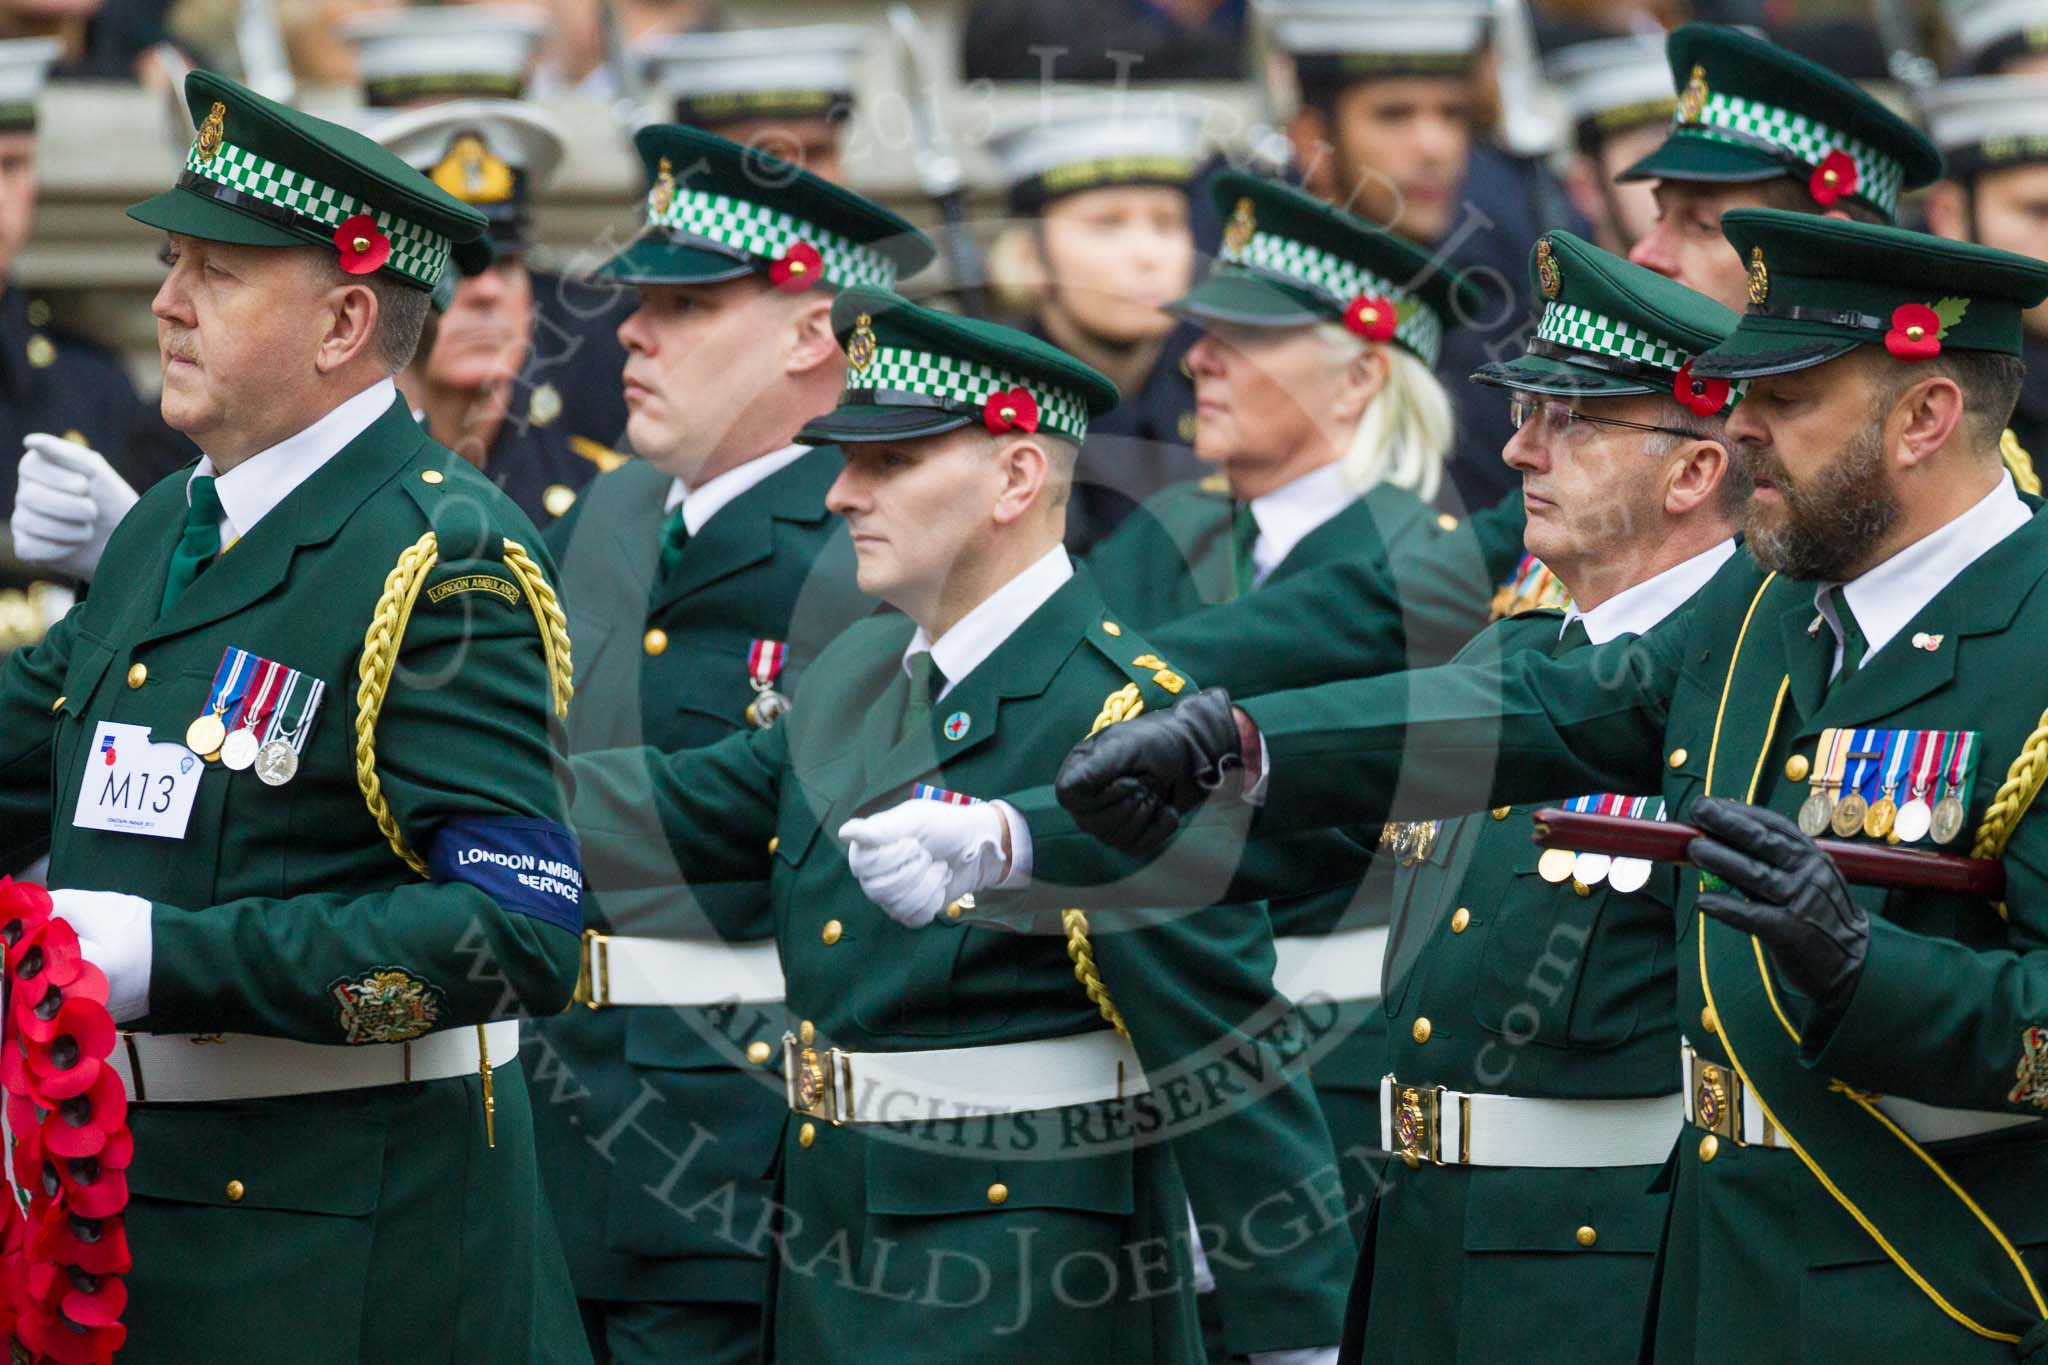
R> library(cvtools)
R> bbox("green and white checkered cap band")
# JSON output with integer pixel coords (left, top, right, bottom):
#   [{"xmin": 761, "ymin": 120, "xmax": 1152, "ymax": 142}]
[
  {"xmin": 182, "ymin": 137, "xmax": 453, "ymax": 288},
  {"xmin": 1536, "ymin": 301, "xmax": 1691, "ymax": 372},
  {"xmin": 650, "ymin": 184, "xmax": 897, "ymax": 291},
  {"xmin": 854, "ymin": 345, "xmax": 1091, "ymax": 442},
  {"xmin": 1225, "ymin": 228, "xmax": 1444, "ymax": 365},
  {"xmin": 1676, "ymin": 91, "xmax": 1905, "ymax": 219}
]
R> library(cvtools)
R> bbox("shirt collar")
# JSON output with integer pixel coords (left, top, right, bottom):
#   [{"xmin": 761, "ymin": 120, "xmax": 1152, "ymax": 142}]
[
  {"xmin": 1566, "ymin": 538, "xmax": 1737, "ymax": 645},
  {"xmin": 902, "ymin": 545, "xmax": 1075, "ymax": 701},
  {"xmin": 1819, "ymin": 471, "xmax": 2029, "ymax": 673},
  {"xmin": 190, "ymin": 380, "xmax": 396, "ymax": 544},
  {"xmin": 665, "ymin": 444, "xmax": 812, "ymax": 535},
  {"xmin": 1246, "ymin": 462, "xmax": 1354, "ymax": 585}
]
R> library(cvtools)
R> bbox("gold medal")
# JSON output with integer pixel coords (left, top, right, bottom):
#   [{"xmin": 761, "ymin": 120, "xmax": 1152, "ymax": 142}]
[
  {"xmin": 1932, "ymin": 795, "xmax": 1966, "ymax": 845},
  {"xmin": 185, "ymin": 713, "xmax": 227, "ymax": 757},
  {"xmin": 1537, "ymin": 848, "xmax": 1577, "ymax": 884},
  {"xmin": 1830, "ymin": 792, "xmax": 1868, "ymax": 839},
  {"xmin": 219, "ymin": 728, "xmax": 261, "ymax": 770},
  {"xmin": 1863, "ymin": 794, "xmax": 1897, "ymax": 840},
  {"xmin": 1799, "ymin": 728, "xmax": 1842, "ymax": 837}
]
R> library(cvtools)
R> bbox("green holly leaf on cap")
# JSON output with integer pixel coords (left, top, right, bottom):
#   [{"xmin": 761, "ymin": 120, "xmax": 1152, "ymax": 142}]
[{"xmin": 1931, "ymin": 297, "xmax": 1970, "ymax": 336}]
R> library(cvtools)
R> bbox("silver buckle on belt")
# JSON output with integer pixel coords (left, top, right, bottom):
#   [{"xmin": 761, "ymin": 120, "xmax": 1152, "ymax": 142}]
[
  {"xmin": 1390, "ymin": 1079, "xmax": 1468, "ymax": 1167},
  {"xmin": 782, "ymin": 1032, "xmax": 852, "ymax": 1124}
]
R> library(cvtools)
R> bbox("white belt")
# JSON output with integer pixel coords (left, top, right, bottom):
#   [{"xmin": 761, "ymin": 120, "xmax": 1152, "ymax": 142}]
[
  {"xmin": 1380, "ymin": 1073, "xmax": 1681, "ymax": 1167},
  {"xmin": 111, "ymin": 1020, "xmax": 520, "ymax": 1104},
  {"xmin": 1274, "ymin": 925, "xmax": 1389, "ymax": 1002},
  {"xmin": 785, "ymin": 1029, "xmax": 1149, "ymax": 1126},
  {"xmin": 575, "ymin": 930, "xmax": 785, "ymax": 1007},
  {"xmin": 1681, "ymin": 1039, "xmax": 2037, "ymax": 1149}
]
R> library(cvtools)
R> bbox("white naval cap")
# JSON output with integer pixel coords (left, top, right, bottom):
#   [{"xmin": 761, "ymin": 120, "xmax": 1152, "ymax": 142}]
[
  {"xmin": 986, "ymin": 92, "xmax": 1208, "ymax": 211},
  {"xmin": 1544, "ymin": 32, "xmax": 1677, "ymax": 145},
  {"xmin": 1257, "ymin": 0, "xmax": 1492, "ymax": 86},
  {"xmin": 0, "ymin": 38, "xmax": 60, "ymax": 134},
  {"xmin": 369, "ymin": 99, "xmax": 565, "ymax": 254},
  {"xmin": 637, "ymin": 24, "xmax": 866, "ymax": 127},
  {"xmin": 1920, "ymin": 74, "xmax": 2048, "ymax": 173},
  {"xmin": 341, "ymin": 5, "xmax": 549, "ymax": 108},
  {"xmin": 1943, "ymin": 0, "xmax": 2048, "ymax": 73}
]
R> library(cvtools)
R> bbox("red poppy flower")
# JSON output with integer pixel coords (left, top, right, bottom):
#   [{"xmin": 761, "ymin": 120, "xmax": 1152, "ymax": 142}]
[
  {"xmin": 29, "ymin": 1207, "xmax": 129, "ymax": 1279},
  {"xmin": 43, "ymin": 1068, "xmax": 127, "ymax": 1160},
  {"xmin": 1343, "ymin": 293, "xmax": 1399, "ymax": 342},
  {"xmin": 1886, "ymin": 303, "xmax": 1943, "ymax": 361},
  {"xmin": 769, "ymin": 240, "xmax": 824, "ymax": 292},
  {"xmin": 52, "ymin": 1155, "xmax": 126, "ymax": 1222},
  {"xmin": 1672, "ymin": 361, "xmax": 1731, "ymax": 417},
  {"xmin": 983, "ymin": 388, "xmax": 1040, "ymax": 435},
  {"xmin": 1809, "ymin": 150, "xmax": 1859, "ymax": 208},
  {"xmin": 333, "ymin": 213, "xmax": 391, "ymax": 276}
]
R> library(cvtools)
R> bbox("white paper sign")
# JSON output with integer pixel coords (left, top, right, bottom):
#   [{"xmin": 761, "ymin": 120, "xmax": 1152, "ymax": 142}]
[{"xmin": 71, "ymin": 722, "xmax": 203, "ymax": 839}]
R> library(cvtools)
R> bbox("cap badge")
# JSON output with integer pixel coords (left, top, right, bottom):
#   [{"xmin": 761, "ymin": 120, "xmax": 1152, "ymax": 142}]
[
  {"xmin": 431, "ymin": 133, "xmax": 515, "ymax": 206},
  {"xmin": 196, "ymin": 101, "xmax": 226, "ymax": 162},
  {"xmin": 1223, "ymin": 197, "xmax": 1256, "ymax": 254},
  {"xmin": 1746, "ymin": 247, "xmax": 1770, "ymax": 308},
  {"xmin": 1536, "ymin": 238, "xmax": 1561, "ymax": 300},
  {"xmin": 529, "ymin": 382, "xmax": 562, "ymax": 428},
  {"xmin": 650, "ymin": 157, "xmax": 676, "ymax": 217},
  {"xmin": 1679, "ymin": 64, "xmax": 1708, "ymax": 124},
  {"xmin": 847, "ymin": 312, "xmax": 877, "ymax": 372}
]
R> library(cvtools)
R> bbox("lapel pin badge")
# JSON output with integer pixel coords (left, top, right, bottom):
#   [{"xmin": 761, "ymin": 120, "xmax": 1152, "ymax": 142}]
[
  {"xmin": 943, "ymin": 712, "xmax": 971, "ymax": 742},
  {"xmin": 1911, "ymin": 632, "xmax": 1944, "ymax": 652}
]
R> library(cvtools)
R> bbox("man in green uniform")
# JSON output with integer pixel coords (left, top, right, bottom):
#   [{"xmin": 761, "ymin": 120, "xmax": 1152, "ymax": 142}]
[
  {"xmin": 1048, "ymin": 212, "xmax": 2048, "ymax": 1360},
  {"xmin": 0, "ymin": 72, "xmax": 589, "ymax": 1360},
  {"xmin": 529, "ymin": 123, "xmax": 929, "ymax": 1365},
  {"xmin": 571, "ymin": 291, "xmax": 1353, "ymax": 1362},
  {"xmin": 1354, "ymin": 233, "xmax": 1742, "ymax": 1363}
]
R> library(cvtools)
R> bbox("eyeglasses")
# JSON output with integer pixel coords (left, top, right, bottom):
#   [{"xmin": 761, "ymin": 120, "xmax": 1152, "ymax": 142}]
[{"xmin": 1508, "ymin": 394, "xmax": 1701, "ymax": 442}]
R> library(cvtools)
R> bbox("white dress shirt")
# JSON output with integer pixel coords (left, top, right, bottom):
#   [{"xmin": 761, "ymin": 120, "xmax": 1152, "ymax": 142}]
[
  {"xmin": 664, "ymin": 443, "xmax": 813, "ymax": 535},
  {"xmin": 901, "ymin": 544, "xmax": 1075, "ymax": 700},
  {"xmin": 1817, "ymin": 471, "xmax": 2029, "ymax": 678},
  {"xmin": 188, "ymin": 379, "xmax": 397, "ymax": 544},
  {"xmin": 1565, "ymin": 538, "xmax": 1737, "ymax": 645},
  {"xmin": 1244, "ymin": 463, "xmax": 1355, "ymax": 587}
]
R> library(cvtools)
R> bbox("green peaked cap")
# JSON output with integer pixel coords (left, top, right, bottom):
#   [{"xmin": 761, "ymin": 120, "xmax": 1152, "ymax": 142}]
[
  {"xmin": 1692, "ymin": 208, "xmax": 2048, "ymax": 380},
  {"xmin": 799, "ymin": 288, "xmax": 1119, "ymax": 446},
  {"xmin": 1619, "ymin": 23, "xmax": 1943, "ymax": 224},
  {"xmin": 128, "ymin": 69, "xmax": 490, "ymax": 292},
  {"xmin": 596, "ymin": 123, "xmax": 934, "ymax": 289},
  {"xmin": 1472, "ymin": 230, "xmax": 1742, "ymax": 413},
  {"xmin": 1170, "ymin": 170, "xmax": 1489, "ymax": 369}
]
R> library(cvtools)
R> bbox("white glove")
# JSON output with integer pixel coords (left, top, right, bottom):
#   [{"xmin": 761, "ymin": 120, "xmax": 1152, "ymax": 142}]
[
  {"xmin": 1247, "ymin": 1351, "xmax": 1339, "ymax": 1365},
  {"xmin": 11, "ymin": 433, "xmax": 141, "ymax": 580},
  {"xmin": 839, "ymin": 801, "xmax": 1010, "ymax": 929},
  {"xmin": 49, "ymin": 889, "xmax": 153, "ymax": 1023}
]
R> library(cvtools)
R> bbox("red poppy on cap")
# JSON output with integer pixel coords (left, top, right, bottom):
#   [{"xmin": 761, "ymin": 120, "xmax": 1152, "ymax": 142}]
[
  {"xmin": 1673, "ymin": 361, "xmax": 1731, "ymax": 417},
  {"xmin": 769, "ymin": 241, "xmax": 824, "ymax": 292},
  {"xmin": 1886, "ymin": 303, "xmax": 1942, "ymax": 361},
  {"xmin": 1344, "ymin": 294, "xmax": 1399, "ymax": 342},
  {"xmin": 334, "ymin": 214, "xmax": 392, "ymax": 276},
  {"xmin": 1808, "ymin": 151, "xmax": 1858, "ymax": 208},
  {"xmin": 983, "ymin": 388, "xmax": 1040, "ymax": 435}
]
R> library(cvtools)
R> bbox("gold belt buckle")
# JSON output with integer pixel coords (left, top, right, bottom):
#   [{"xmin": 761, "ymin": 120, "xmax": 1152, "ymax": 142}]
[
  {"xmin": 573, "ymin": 929, "xmax": 610, "ymax": 1009},
  {"xmin": 1391, "ymin": 1081, "xmax": 1445, "ymax": 1166},
  {"xmin": 1689, "ymin": 1052, "xmax": 1744, "ymax": 1144},
  {"xmin": 782, "ymin": 1032, "xmax": 850, "ymax": 1123}
]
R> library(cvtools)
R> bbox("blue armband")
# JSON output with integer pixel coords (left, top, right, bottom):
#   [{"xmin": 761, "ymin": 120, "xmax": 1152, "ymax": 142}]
[{"xmin": 428, "ymin": 816, "xmax": 585, "ymax": 934}]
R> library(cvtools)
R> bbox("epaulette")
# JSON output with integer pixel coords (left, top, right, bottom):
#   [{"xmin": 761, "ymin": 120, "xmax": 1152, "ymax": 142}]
[
  {"xmin": 569, "ymin": 435, "xmax": 632, "ymax": 474},
  {"xmin": 1085, "ymin": 614, "xmax": 1194, "ymax": 723}
]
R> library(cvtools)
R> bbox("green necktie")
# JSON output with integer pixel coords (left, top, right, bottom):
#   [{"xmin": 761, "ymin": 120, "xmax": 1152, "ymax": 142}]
[
  {"xmin": 1829, "ymin": 586, "xmax": 1869, "ymax": 688},
  {"xmin": 1229, "ymin": 501, "xmax": 1260, "ymax": 599},
  {"xmin": 901, "ymin": 650, "xmax": 943, "ymax": 744},
  {"xmin": 1553, "ymin": 617, "xmax": 1592, "ymax": 658},
  {"xmin": 657, "ymin": 504, "xmax": 689, "ymax": 581},
  {"xmin": 160, "ymin": 474, "xmax": 223, "ymax": 615}
]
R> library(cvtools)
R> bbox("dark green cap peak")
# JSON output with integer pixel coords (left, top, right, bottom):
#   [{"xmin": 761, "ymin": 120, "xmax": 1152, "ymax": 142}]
[
  {"xmin": 597, "ymin": 123, "xmax": 934, "ymax": 289},
  {"xmin": 799, "ymin": 288, "xmax": 1118, "ymax": 446},
  {"xmin": 1692, "ymin": 208, "xmax": 2048, "ymax": 379},
  {"xmin": 127, "ymin": 69, "xmax": 490, "ymax": 291},
  {"xmin": 1170, "ymin": 170, "xmax": 1488, "ymax": 368},
  {"xmin": 1472, "ymin": 230, "xmax": 1741, "ymax": 411},
  {"xmin": 1618, "ymin": 23, "xmax": 1943, "ymax": 223}
]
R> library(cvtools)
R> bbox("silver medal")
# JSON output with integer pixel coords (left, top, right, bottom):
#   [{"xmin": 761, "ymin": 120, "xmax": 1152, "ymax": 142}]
[
  {"xmin": 219, "ymin": 728, "xmax": 261, "ymax": 771},
  {"xmin": 254, "ymin": 738, "xmax": 299, "ymax": 786},
  {"xmin": 1572, "ymin": 851, "xmax": 1612, "ymax": 887},
  {"xmin": 1607, "ymin": 858, "xmax": 1653, "ymax": 894}
]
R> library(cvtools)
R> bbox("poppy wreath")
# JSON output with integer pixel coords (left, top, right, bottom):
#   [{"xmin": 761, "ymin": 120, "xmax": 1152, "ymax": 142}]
[{"xmin": 0, "ymin": 880, "xmax": 131, "ymax": 1365}]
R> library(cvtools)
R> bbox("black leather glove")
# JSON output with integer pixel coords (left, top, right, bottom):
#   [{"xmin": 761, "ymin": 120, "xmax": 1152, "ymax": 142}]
[
  {"xmin": 1055, "ymin": 687, "xmax": 1246, "ymax": 857},
  {"xmin": 1689, "ymin": 796, "xmax": 1869, "ymax": 1021}
]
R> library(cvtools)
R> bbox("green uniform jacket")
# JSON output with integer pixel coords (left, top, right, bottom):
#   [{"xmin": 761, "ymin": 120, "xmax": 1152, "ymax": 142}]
[
  {"xmin": 570, "ymin": 565, "xmax": 1354, "ymax": 1362},
  {"xmin": 528, "ymin": 449, "xmax": 873, "ymax": 1313},
  {"xmin": 1359, "ymin": 610, "xmax": 1678, "ymax": 1365},
  {"xmin": 0, "ymin": 398, "xmax": 589, "ymax": 1362},
  {"xmin": 1215, "ymin": 507, "xmax": 2048, "ymax": 1362}
]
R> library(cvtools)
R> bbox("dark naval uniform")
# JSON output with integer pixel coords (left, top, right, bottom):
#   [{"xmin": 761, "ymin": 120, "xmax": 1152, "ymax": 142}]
[
  {"xmin": 526, "ymin": 272, "xmax": 632, "ymax": 450},
  {"xmin": 528, "ymin": 448, "xmax": 872, "ymax": 1362},
  {"xmin": 2014, "ymin": 337, "xmax": 2048, "ymax": 461},
  {"xmin": 469, "ymin": 394, "xmax": 619, "ymax": 530},
  {"xmin": 1060, "ymin": 321, "xmax": 1203, "ymax": 557}
]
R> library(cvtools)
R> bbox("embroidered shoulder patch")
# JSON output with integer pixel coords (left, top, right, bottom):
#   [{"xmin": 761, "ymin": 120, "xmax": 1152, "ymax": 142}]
[
  {"xmin": 331, "ymin": 968, "xmax": 443, "ymax": 1044},
  {"xmin": 427, "ymin": 574, "xmax": 522, "ymax": 606},
  {"xmin": 2009, "ymin": 1026, "xmax": 2048, "ymax": 1110}
]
